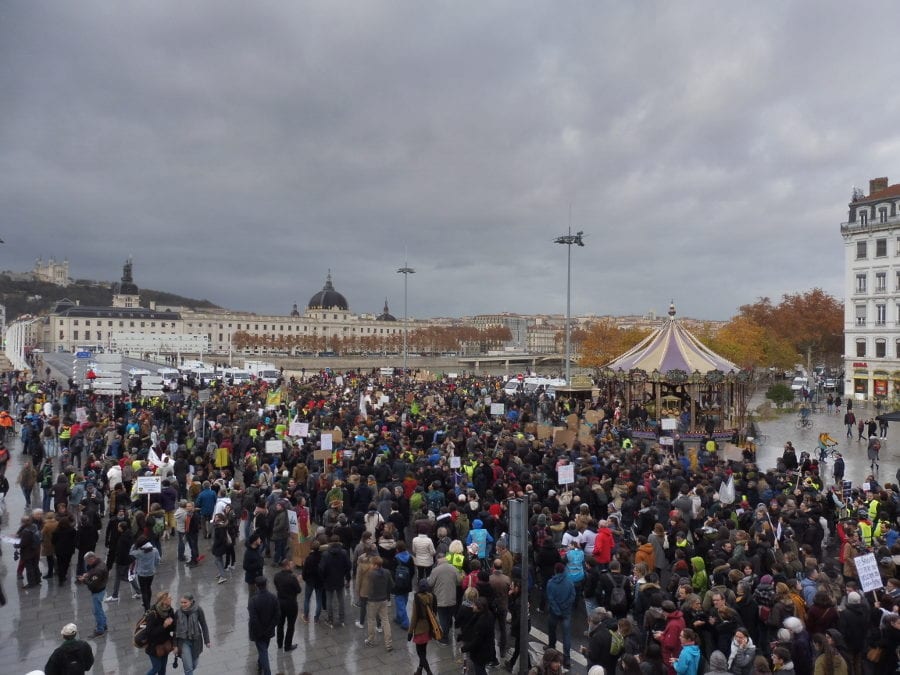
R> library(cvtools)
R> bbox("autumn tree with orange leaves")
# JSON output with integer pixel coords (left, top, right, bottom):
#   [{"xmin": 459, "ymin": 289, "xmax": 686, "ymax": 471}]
[
  {"xmin": 577, "ymin": 319, "xmax": 652, "ymax": 371},
  {"xmin": 738, "ymin": 288, "xmax": 843, "ymax": 367}
]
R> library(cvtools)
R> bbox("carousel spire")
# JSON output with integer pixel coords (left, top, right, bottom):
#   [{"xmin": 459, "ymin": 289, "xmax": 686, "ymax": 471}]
[{"xmin": 668, "ymin": 300, "xmax": 676, "ymax": 318}]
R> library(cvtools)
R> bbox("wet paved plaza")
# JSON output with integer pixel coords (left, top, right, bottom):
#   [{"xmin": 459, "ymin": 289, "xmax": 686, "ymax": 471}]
[{"xmin": 0, "ymin": 396, "xmax": 898, "ymax": 674}]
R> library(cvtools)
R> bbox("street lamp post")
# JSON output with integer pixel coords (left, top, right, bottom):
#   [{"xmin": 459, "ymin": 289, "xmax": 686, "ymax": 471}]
[
  {"xmin": 397, "ymin": 262, "xmax": 415, "ymax": 376},
  {"xmin": 553, "ymin": 228, "xmax": 585, "ymax": 385}
]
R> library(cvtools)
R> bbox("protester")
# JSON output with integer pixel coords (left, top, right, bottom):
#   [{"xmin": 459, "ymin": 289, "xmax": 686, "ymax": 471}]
[
  {"xmin": 174, "ymin": 593, "xmax": 211, "ymax": 675},
  {"xmin": 77, "ymin": 551, "xmax": 108, "ymax": 637},
  {"xmin": 248, "ymin": 576, "xmax": 280, "ymax": 675},
  {"xmin": 43, "ymin": 623, "xmax": 94, "ymax": 675}
]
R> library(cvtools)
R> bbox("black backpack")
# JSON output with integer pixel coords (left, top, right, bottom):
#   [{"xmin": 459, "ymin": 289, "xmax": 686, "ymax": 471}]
[{"xmin": 609, "ymin": 574, "xmax": 628, "ymax": 615}]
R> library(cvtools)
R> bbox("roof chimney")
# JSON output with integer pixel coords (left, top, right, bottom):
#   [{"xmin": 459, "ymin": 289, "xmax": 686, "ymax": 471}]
[{"xmin": 869, "ymin": 177, "xmax": 889, "ymax": 195}]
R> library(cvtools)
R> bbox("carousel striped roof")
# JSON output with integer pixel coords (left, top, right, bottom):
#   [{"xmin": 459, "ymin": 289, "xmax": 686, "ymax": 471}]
[{"xmin": 605, "ymin": 303, "xmax": 738, "ymax": 375}]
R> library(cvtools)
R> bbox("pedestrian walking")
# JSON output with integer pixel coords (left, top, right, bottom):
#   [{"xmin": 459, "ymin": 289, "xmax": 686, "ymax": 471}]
[
  {"xmin": 174, "ymin": 593, "xmax": 211, "ymax": 675},
  {"xmin": 248, "ymin": 576, "xmax": 280, "ymax": 675},
  {"xmin": 273, "ymin": 557, "xmax": 302, "ymax": 651},
  {"xmin": 16, "ymin": 459, "xmax": 37, "ymax": 509},
  {"xmin": 320, "ymin": 534, "xmax": 352, "ymax": 627},
  {"xmin": 301, "ymin": 539, "xmax": 325, "ymax": 623},
  {"xmin": 43, "ymin": 623, "xmax": 94, "ymax": 675},
  {"xmin": 867, "ymin": 437, "xmax": 881, "ymax": 472},
  {"xmin": 211, "ymin": 512, "xmax": 230, "ymax": 583},
  {"xmin": 52, "ymin": 514, "xmax": 77, "ymax": 586},
  {"xmin": 17, "ymin": 514, "xmax": 42, "ymax": 588},
  {"xmin": 844, "ymin": 411, "xmax": 856, "ymax": 439},
  {"xmin": 243, "ymin": 532, "xmax": 265, "ymax": 597},
  {"xmin": 546, "ymin": 562, "xmax": 576, "ymax": 669},
  {"xmin": 77, "ymin": 551, "xmax": 108, "ymax": 637},
  {"xmin": 409, "ymin": 578, "xmax": 441, "ymax": 675},
  {"xmin": 130, "ymin": 539, "xmax": 162, "ymax": 610},
  {"xmin": 364, "ymin": 556, "xmax": 394, "ymax": 651},
  {"xmin": 143, "ymin": 591, "xmax": 177, "ymax": 675}
]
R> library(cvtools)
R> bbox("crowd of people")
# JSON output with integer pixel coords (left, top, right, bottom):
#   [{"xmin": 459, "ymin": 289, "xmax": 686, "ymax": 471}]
[{"xmin": 1, "ymin": 365, "xmax": 899, "ymax": 675}]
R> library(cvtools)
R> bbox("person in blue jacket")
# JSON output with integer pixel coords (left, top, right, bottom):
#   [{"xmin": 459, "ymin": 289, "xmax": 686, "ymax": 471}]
[
  {"xmin": 545, "ymin": 562, "xmax": 576, "ymax": 668},
  {"xmin": 673, "ymin": 628, "xmax": 702, "ymax": 675},
  {"xmin": 465, "ymin": 519, "xmax": 494, "ymax": 560},
  {"xmin": 194, "ymin": 482, "xmax": 217, "ymax": 539}
]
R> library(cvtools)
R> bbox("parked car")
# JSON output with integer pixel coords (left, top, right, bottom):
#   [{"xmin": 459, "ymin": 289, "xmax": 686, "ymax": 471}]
[{"xmin": 791, "ymin": 376, "xmax": 809, "ymax": 392}]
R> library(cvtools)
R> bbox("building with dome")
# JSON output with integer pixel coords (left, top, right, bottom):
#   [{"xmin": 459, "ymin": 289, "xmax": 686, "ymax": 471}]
[
  {"xmin": 307, "ymin": 271, "xmax": 349, "ymax": 311},
  {"xmin": 32, "ymin": 267, "xmax": 410, "ymax": 356},
  {"xmin": 174, "ymin": 271, "xmax": 407, "ymax": 356},
  {"xmin": 376, "ymin": 299, "xmax": 397, "ymax": 322}
]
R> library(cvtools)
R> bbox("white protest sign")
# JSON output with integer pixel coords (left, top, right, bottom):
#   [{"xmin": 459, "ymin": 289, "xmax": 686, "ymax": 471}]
[
  {"xmin": 661, "ymin": 418, "xmax": 678, "ymax": 431},
  {"xmin": 287, "ymin": 509, "xmax": 299, "ymax": 535},
  {"xmin": 450, "ymin": 456, "xmax": 461, "ymax": 469},
  {"xmin": 289, "ymin": 422, "xmax": 304, "ymax": 437},
  {"xmin": 659, "ymin": 436, "xmax": 674, "ymax": 446},
  {"xmin": 335, "ymin": 376, "xmax": 344, "ymax": 387},
  {"xmin": 557, "ymin": 464, "xmax": 575, "ymax": 485},
  {"xmin": 136, "ymin": 476, "xmax": 162, "ymax": 494},
  {"xmin": 321, "ymin": 433, "xmax": 333, "ymax": 451},
  {"xmin": 265, "ymin": 439, "xmax": 283, "ymax": 455},
  {"xmin": 75, "ymin": 407, "xmax": 88, "ymax": 423},
  {"xmin": 854, "ymin": 552, "xmax": 884, "ymax": 593},
  {"xmin": 490, "ymin": 403, "xmax": 505, "ymax": 416},
  {"xmin": 484, "ymin": 397, "xmax": 491, "ymax": 406},
  {"xmin": 298, "ymin": 422, "xmax": 309, "ymax": 438},
  {"xmin": 379, "ymin": 395, "xmax": 390, "ymax": 406}
]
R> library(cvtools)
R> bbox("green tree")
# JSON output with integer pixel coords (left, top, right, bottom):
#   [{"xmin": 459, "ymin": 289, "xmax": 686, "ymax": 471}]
[{"xmin": 765, "ymin": 383, "xmax": 794, "ymax": 408}]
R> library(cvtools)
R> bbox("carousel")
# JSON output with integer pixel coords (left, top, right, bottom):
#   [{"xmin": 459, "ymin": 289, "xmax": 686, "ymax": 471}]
[{"xmin": 599, "ymin": 303, "xmax": 747, "ymax": 438}]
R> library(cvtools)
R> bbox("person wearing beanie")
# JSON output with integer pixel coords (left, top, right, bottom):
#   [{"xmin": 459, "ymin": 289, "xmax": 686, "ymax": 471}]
[{"xmin": 44, "ymin": 623, "xmax": 94, "ymax": 675}]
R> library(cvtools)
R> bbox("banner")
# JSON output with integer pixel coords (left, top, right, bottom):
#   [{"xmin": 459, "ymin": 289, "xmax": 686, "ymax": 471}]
[
  {"xmin": 287, "ymin": 509, "xmax": 299, "ymax": 535},
  {"xmin": 266, "ymin": 390, "xmax": 282, "ymax": 408},
  {"xmin": 854, "ymin": 553, "xmax": 884, "ymax": 593},
  {"xmin": 265, "ymin": 439, "xmax": 283, "ymax": 455},
  {"xmin": 557, "ymin": 464, "xmax": 575, "ymax": 485}
]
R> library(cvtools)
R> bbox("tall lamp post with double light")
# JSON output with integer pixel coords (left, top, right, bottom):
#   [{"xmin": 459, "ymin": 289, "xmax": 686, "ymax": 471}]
[
  {"xmin": 553, "ymin": 228, "xmax": 585, "ymax": 385},
  {"xmin": 397, "ymin": 261, "xmax": 415, "ymax": 377}
]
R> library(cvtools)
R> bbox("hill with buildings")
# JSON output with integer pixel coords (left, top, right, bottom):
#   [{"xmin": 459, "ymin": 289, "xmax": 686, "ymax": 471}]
[{"xmin": 0, "ymin": 275, "xmax": 219, "ymax": 321}]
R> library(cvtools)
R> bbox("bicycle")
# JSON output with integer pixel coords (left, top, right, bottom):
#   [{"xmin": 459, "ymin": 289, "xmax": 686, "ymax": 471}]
[
  {"xmin": 795, "ymin": 415, "xmax": 813, "ymax": 429},
  {"xmin": 818, "ymin": 444, "xmax": 838, "ymax": 462}
]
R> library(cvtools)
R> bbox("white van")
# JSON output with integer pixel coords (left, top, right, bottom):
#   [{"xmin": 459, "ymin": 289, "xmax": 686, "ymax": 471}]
[
  {"xmin": 221, "ymin": 368, "xmax": 252, "ymax": 385},
  {"xmin": 503, "ymin": 378, "xmax": 523, "ymax": 395},
  {"xmin": 157, "ymin": 367, "xmax": 181, "ymax": 389}
]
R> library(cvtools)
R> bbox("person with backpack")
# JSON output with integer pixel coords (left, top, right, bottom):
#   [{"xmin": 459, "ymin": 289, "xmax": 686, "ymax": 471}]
[
  {"xmin": 600, "ymin": 559, "xmax": 632, "ymax": 619},
  {"xmin": 581, "ymin": 607, "xmax": 618, "ymax": 673},
  {"xmin": 43, "ymin": 622, "xmax": 94, "ymax": 675},
  {"xmin": 393, "ymin": 540, "xmax": 415, "ymax": 629}
]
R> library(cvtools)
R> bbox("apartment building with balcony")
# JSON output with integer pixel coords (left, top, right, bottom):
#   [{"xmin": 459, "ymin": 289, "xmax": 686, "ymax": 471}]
[{"xmin": 841, "ymin": 177, "xmax": 900, "ymax": 400}]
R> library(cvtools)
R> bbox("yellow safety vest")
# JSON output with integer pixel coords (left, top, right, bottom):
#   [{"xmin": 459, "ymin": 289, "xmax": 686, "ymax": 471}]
[
  {"xmin": 858, "ymin": 521, "xmax": 874, "ymax": 547},
  {"xmin": 446, "ymin": 552, "xmax": 465, "ymax": 571}
]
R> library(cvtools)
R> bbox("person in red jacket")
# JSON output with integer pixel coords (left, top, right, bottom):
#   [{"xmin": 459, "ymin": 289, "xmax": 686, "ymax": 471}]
[
  {"xmin": 654, "ymin": 600, "xmax": 686, "ymax": 675},
  {"xmin": 593, "ymin": 520, "xmax": 615, "ymax": 570}
]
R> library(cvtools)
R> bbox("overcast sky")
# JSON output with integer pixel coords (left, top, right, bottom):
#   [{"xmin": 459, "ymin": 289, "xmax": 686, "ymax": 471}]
[{"xmin": 2, "ymin": 2, "xmax": 899, "ymax": 321}]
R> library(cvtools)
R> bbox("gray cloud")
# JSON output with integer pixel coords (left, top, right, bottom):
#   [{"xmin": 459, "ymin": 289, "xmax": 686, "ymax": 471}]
[{"xmin": 3, "ymin": 1, "xmax": 900, "ymax": 321}]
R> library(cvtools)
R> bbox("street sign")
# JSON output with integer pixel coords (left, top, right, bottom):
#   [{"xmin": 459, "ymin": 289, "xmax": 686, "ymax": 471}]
[{"xmin": 75, "ymin": 351, "xmax": 92, "ymax": 359}]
